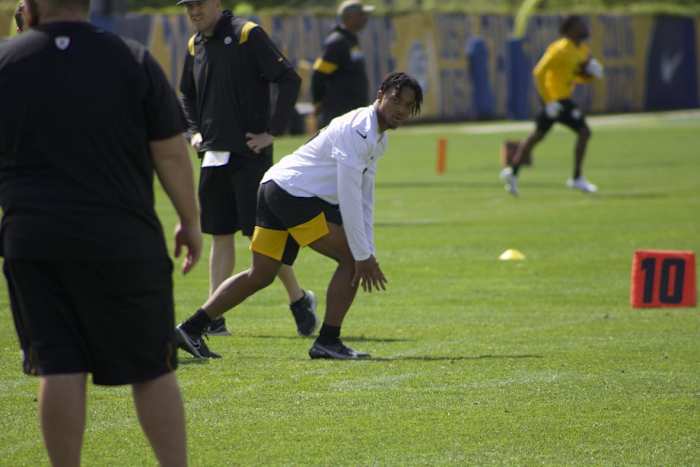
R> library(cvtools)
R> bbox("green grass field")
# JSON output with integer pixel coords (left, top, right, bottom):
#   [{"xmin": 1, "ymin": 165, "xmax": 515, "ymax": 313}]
[{"xmin": 1, "ymin": 111, "xmax": 698, "ymax": 465}]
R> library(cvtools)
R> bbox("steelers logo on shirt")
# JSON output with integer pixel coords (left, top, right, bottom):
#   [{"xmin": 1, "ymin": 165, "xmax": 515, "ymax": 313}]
[{"xmin": 55, "ymin": 36, "xmax": 71, "ymax": 50}]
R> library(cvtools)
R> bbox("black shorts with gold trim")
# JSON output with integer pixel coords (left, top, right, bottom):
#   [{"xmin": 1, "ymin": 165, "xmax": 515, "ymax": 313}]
[
  {"xmin": 252, "ymin": 181, "xmax": 342, "ymax": 265},
  {"xmin": 3, "ymin": 258, "xmax": 177, "ymax": 386}
]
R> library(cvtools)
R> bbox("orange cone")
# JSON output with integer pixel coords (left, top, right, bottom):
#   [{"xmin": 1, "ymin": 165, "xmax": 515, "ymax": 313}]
[{"xmin": 436, "ymin": 138, "xmax": 447, "ymax": 175}]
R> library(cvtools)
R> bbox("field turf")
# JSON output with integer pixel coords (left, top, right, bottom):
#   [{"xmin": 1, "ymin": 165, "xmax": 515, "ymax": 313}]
[{"xmin": 1, "ymin": 111, "xmax": 698, "ymax": 465}]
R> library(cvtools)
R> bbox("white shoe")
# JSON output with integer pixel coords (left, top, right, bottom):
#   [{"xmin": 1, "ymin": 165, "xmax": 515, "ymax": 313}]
[
  {"xmin": 500, "ymin": 167, "xmax": 519, "ymax": 196},
  {"xmin": 566, "ymin": 176, "xmax": 598, "ymax": 193}
]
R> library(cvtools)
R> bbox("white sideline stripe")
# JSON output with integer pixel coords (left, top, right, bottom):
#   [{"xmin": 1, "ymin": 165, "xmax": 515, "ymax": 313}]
[{"xmin": 405, "ymin": 109, "xmax": 700, "ymax": 135}]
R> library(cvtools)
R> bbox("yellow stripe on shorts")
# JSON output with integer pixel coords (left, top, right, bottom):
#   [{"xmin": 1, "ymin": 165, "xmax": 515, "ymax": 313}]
[
  {"xmin": 251, "ymin": 226, "xmax": 288, "ymax": 261},
  {"xmin": 313, "ymin": 58, "xmax": 338, "ymax": 74},
  {"xmin": 289, "ymin": 212, "xmax": 329, "ymax": 246}
]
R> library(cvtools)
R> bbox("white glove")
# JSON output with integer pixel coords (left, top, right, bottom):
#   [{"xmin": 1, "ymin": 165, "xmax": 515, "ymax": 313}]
[
  {"xmin": 190, "ymin": 132, "xmax": 203, "ymax": 151},
  {"xmin": 545, "ymin": 101, "xmax": 563, "ymax": 119},
  {"xmin": 585, "ymin": 58, "xmax": 604, "ymax": 78}
]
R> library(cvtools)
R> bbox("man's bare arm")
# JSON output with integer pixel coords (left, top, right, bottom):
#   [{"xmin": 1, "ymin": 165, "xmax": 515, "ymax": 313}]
[{"xmin": 150, "ymin": 134, "xmax": 202, "ymax": 274}]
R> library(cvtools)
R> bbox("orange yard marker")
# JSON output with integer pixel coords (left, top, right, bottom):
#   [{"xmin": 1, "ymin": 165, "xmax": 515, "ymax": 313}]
[
  {"xmin": 630, "ymin": 250, "xmax": 696, "ymax": 308},
  {"xmin": 436, "ymin": 138, "xmax": 447, "ymax": 175}
]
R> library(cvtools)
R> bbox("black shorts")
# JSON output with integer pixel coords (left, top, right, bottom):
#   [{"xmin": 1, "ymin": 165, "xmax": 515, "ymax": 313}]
[
  {"xmin": 3, "ymin": 258, "xmax": 177, "ymax": 386},
  {"xmin": 535, "ymin": 99, "xmax": 589, "ymax": 134},
  {"xmin": 251, "ymin": 181, "xmax": 342, "ymax": 265},
  {"xmin": 199, "ymin": 151, "xmax": 272, "ymax": 236}
]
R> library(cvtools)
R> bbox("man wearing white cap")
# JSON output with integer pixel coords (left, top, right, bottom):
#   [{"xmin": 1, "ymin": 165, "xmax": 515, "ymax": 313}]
[{"xmin": 311, "ymin": 0, "xmax": 375, "ymax": 128}]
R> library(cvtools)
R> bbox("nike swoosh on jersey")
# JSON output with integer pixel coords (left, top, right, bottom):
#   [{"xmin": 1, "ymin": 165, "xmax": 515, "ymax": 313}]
[
  {"xmin": 661, "ymin": 51, "xmax": 683, "ymax": 84},
  {"xmin": 356, "ymin": 130, "xmax": 367, "ymax": 139}
]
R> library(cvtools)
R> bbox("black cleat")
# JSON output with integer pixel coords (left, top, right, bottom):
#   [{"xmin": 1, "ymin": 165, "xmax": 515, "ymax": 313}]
[
  {"xmin": 175, "ymin": 325, "xmax": 221, "ymax": 359},
  {"xmin": 308, "ymin": 339, "xmax": 370, "ymax": 360},
  {"xmin": 290, "ymin": 290, "xmax": 318, "ymax": 337},
  {"xmin": 205, "ymin": 317, "xmax": 231, "ymax": 336}
]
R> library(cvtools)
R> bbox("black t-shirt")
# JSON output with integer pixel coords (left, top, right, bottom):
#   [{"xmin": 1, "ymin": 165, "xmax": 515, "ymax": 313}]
[
  {"xmin": 311, "ymin": 26, "xmax": 370, "ymax": 121},
  {"xmin": 180, "ymin": 11, "xmax": 298, "ymax": 164},
  {"xmin": 0, "ymin": 21, "xmax": 186, "ymax": 260}
]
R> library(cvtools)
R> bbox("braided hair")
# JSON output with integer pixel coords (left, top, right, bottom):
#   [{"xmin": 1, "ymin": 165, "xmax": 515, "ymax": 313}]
[{"xmin": 379, "ymin": 72, "xmax": 423, "ymax": 116}]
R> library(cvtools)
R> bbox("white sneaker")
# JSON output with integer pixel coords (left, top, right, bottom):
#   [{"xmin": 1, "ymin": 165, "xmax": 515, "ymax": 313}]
[
  {"xmin": 499, "ymin": 167, "xmax": 519, "ymax": 196},
  {"xmin": 566, "ymin": 176, "xmax": 598, "ymax": 193}
]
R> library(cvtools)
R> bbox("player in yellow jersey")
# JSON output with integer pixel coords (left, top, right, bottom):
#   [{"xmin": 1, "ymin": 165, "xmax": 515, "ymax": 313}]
[{"xmin": 501, "ymin": 15, "xmax": 604, "ymax": 196}]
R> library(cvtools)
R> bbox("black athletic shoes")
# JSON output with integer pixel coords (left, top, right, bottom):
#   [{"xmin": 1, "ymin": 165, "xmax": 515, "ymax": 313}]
[
  {"xmin": 205, "ymin": 291, "xmax": 316, "ymax": 338},
  {"xmin": 177, "ymin": 320, "xmax": 369, "ymax": 360},
  {"xmin": 309, "ymin": 339, "xmax": 370, "ymax": 360},
  {"xmin": 175, "ymin": 325, "xmax": 221, "ymax": 359},
  {"xmin": 290, "ymin": 290, "xmax": 318, "ymax": 337},
  {"xmin": 205, "ymin": 317, "xmax": 231, "ymax": 336}
]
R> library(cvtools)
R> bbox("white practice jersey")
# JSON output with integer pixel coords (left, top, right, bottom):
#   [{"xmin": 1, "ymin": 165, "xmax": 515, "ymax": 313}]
[{"xmin": 262, "ymin": 104, "xmax": 387, "ymax": 261}]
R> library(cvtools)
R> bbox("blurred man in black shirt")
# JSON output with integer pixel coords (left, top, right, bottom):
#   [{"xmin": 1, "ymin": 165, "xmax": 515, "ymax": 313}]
[
  {"xmin": 0, "ymin": 0, "xmax": 201, "ymax": 465},
  {"xmin": 311, "ymin": 0, "xmax": 373, "ymax": 128},
  {"xmin": 14, "ymin": 1, "xmax": 25, "ymax": 33},
  {"xmin": 179, "ymin": 0, "xmax": 318, "ymax": 340}
]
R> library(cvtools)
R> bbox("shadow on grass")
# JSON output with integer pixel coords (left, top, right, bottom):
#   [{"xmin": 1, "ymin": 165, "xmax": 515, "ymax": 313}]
[
  {"xmin": 595, "ymin": 192, "xmax": 668, "ymax": 200},
  {"xmin": 377, "ymin": 181, "xmax": 564, "ymax": 190},
  {"xmin": 242, "ymin": 334, "xmax": 414, "ymax": 343},
  {"xmin": 238, "ymin": 334, "xmax": 312, "ymax": 341},
  {"xmin": 184, "ymin": 352, "xmax": 543, "ymax": 362},
  {"xmin": 366, "ymin": 354, "xmax": 543, "ymax": 362},
  {"xmin": 343, "ymin": 335, "xmax": 415, "ymax": 343},
  {"xmin": 177, "ymin": 358, "xmax": 210, "ymax": 365}
]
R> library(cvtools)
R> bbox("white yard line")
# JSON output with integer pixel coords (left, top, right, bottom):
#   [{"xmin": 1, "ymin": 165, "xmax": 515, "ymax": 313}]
[{"xmin": 406, "ymin": 109, "xmax": 700, "ymax": 135}]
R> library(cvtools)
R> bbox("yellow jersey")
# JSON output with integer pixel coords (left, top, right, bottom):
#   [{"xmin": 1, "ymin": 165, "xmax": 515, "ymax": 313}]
[{"xmin": 533, "ymin": 37, "xmax": 592, "ymax": 102}]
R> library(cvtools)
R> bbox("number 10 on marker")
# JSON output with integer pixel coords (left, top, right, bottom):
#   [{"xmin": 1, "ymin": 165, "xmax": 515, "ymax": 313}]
[{"xmin": 631, "ymin": 250, "xmax": 696, "ymax": 308}]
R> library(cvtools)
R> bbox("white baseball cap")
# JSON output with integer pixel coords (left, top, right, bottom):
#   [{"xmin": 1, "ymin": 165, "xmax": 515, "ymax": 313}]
[{"xmin": 337, "ymin": 0, "xmax": 375, "ymax": 17}]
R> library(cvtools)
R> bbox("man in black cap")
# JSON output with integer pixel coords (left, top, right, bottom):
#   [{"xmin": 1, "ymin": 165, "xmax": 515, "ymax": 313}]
[
  {"xmin": 178, "ymin": 0, "xmax": 318, "ymax": 341},
  {"xmin": 13, "ymin": 1, "xmax": 25, "ymax": 33},
  {"xmin": 311, "ymin": 0, "xmax": 374, "ymax": 128},
  {"xmin": 0, "ymin": 0, "xmax": 201, "ymax": 465}
]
